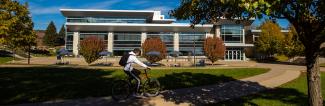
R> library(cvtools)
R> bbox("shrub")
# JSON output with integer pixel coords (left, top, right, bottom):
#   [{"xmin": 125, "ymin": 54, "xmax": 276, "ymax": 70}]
[
  {"xmin": 30, "ymin": 49, "xmax": 51, "ymax": 56},
  {"xmin": 203, "ymin": 37, "xmax": 225, "ymax": 64},
  {"xmin": 142, "ymin": 37, "xmax": 167, "ymax": 63},
  {"xmin": 244, "ymin": 47, "xmax": 254, "ymax": 58},
  {"xmin": 79, "ymin": 36, "xmax": 105, "ymax": 64}
]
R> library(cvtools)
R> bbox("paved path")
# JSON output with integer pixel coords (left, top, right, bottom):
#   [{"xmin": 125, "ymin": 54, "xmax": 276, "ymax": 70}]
[{"xmin": 11, "ymin": 63, "xmax": 321, "ymax": 106}]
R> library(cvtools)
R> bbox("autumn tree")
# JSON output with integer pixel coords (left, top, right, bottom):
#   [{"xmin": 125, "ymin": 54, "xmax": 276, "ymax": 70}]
[
  {"xmin": 142, "ymin": 37, "xmax": 167, "ymax": 63},
  {"xmin": 79, "ymin": 36, "xmax": 105, "ymax": 64},
  {"xmin": 0, "ymin": 0, "xmax": 37, "ymax": 64},
  {"xmin": 282, "ymin": 25, "xmax": 304, "ymax": 61},
  {"xmin": 171, "ymin": 0, "xmax": 325, "ymax": 105},
  {"xmin": 203, "ymin": 37, "xmax": 225, "ymax": 64},
  {"xmin": 255, "ymin": 20, "xmax": 284, "ymax": 57}
]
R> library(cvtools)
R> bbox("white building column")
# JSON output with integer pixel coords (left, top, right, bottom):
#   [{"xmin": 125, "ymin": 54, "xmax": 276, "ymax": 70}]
[
  {"xmin": 243, "ymin": 51, "xmax": 246, "ymax": 61},
  {"xmin": 242, "ymin": 28, "xmax": 245, "ymax": 44},
  {"xmin": 141, "ymin": 32, "xmax": 147, "ymax": 54},
  {"xmin": 173, "ymin": 32, "xmax": 179, "ymax": 51},
  {"xmin": 141, "ymin": 32, "xmax": 147, "ymax": 45},
  {"xmin": 216, "ymin": 25, "xmax": 221, "ymax": 38},
  {"xmin": 107, "ymin": 32, "xmax": 113, "ymax": 53},
  {"xmin": 242, "ymin": 29, "xmax": 246, "ymax": 61},
  {"xmin": 205, "ymin": 32, "xmax": 213, "ymax": 38},
  {"xmin": 72, "ymin": 32, "xmax": 79, "ymax": 56}
]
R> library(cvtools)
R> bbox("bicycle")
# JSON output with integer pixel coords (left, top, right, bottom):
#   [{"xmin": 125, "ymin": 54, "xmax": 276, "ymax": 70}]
[{"xmin": 111, "ymin": 69, "xmax": 160, "ymax": 101}]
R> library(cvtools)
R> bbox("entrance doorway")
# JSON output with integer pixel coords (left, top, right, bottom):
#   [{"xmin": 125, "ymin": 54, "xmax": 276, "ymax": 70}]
[{"xmin": 225, "ymin": 48, "xmax": 244, "ymax": 61}]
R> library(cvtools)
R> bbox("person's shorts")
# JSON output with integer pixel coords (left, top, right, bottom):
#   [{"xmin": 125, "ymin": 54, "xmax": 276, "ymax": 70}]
[{"xmin": 124, "ymin": 69, "xmax": 141, "ymax": 79}]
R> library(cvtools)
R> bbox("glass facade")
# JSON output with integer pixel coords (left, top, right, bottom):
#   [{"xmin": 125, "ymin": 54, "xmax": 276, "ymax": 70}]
[
  {"xmin": 67, "ymin": 17, "xmax": 147, "ymax": 23},
  {"xmin": 179, "ymin": 32, "xmax": 205, "ymax": 56},
  {"xmin": 147, "ymin": 32, "xmax": 174, "ymax": 52},
  {"xmin": 65, "ymin": 27, "xmax": 248, "ymax": 60},
  {"xmin": 65, "ymin": 32, "xmax": 74, "ymax": 52},
  {"xmin": 221, "ymin": 25, "xmax": 243, "ymax": 43},
  {"xmin": 79, "ymin": 32, "xmax": 108, "ymax": 51},
  {"xmin": 113, "ymin": 32, "xmax": 141, "ymax": 55}
]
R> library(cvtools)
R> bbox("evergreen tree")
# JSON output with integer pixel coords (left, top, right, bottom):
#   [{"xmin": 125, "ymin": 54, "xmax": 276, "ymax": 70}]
[
  {"xmin": 43, "ymin": 21, "xmax": 57, "ymax": 47},
  {"xmin": 0, "ymin": 0, "xmax": 36, "ymax": 64},
  {"xmin": 56, "ymin": 25, "xmax": 65, "ymax": 46}
]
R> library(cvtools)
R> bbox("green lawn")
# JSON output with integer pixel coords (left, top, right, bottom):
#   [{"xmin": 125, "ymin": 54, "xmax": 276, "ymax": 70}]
[
  {"xmin": 0, "ymin": 57, "xmax": 13, "ymax": 64},
  {"xmin": 215, "ymin": 72, "xmax": 325, "ymax": 106},
  {"xmin": 0, "ymin": 67, "xmax": 268, "ymax": 105}
]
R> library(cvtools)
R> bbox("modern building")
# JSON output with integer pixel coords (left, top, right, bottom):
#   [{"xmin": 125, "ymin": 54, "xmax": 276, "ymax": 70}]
[{"xmin": 60, "ymin": 9, "xmax": 256, "ymax": 61}]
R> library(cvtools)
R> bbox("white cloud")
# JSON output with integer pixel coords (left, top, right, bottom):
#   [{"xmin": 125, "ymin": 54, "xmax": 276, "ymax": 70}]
[
  {"xmin": 81, "ymin": 0, "xmax": 123, "ymax": 9},
  {"xmin": 131, "ymin": 0, "xmax": 150, "ymax": 5},
  {"xmin": 30, "ymin": 6, "xmax": 65, "ymax": 15},
  {"xmin": 144, "ymin": 6, "xmax": 173, "ymax": 11},
  {"xmin": 28, "ymin": 0, "xmax": 123, "ymax": 15}
]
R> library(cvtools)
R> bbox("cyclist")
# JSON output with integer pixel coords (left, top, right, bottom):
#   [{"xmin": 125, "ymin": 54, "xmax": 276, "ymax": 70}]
[{"xmin": 123, "ymin": 48, "xmax": 150, "ymax": 98}]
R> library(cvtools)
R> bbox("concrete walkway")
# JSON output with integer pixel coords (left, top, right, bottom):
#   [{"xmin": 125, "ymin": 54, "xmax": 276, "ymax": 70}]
[{"xmin": 11, "ymin": 63, "xmax": 321, "ymax": 106}]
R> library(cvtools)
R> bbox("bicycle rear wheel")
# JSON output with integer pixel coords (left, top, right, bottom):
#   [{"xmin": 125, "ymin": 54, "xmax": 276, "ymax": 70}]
[
  {"xmin": 111, "ymin": 80, "xmax": 130, "ymax": 101},
  {"xmin": 143, "ymin": 78, "xmax": 160, "ymax": 97}
]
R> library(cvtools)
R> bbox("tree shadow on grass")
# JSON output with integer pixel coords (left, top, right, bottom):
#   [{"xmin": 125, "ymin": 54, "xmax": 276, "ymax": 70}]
[
  {"xmin": 212, "ymin": 88, "xmax": 312, "ymax": 106},
  {"xmin": 0, "ymin": 67, "xmax": 119, "ymax": 105},
  {"xmin": 157, "ymin": 72, "xmax": 267, "ymax": 105},
  {"xmin": 157, "ymin": 72, "xmax": 313, "ymax": 106},
  {"xmin": 1, "ymin": 68, "xmax": 314, "ymax": 106},
  {"xmin": 158, "ymin": 72, "xmax": 237, "ymax": 90}
]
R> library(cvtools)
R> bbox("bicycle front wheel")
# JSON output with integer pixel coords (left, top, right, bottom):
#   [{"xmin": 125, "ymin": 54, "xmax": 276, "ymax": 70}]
[
  {"xmin": 143, "ymin": 78, "xmax": 160, "ymax": 97},
  {"xmin": 111, "ymin": 80, "xmax": 130, "ymax": 101}
]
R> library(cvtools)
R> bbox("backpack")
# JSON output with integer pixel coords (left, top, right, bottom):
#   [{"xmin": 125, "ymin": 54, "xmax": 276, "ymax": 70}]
[{"xmin": 119, "ymin": 54, "xmax": 131, "ymax": 66}]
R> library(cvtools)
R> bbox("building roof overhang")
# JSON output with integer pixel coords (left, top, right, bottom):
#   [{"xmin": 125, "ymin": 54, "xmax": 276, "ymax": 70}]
[
  {"xmin": 251, "ymin": 29, "xmax": 289, "ymax": 33},
  {"xmin": 216, "ymin": 19, "xmax": 255, "ymax": 26},
  {"xmin": 66, "ymin": 23, "xmax": 213, "ymax": 32},
  {"xmin": 225, "ymin": 43, "xmax": 254, "ymax": 47}
]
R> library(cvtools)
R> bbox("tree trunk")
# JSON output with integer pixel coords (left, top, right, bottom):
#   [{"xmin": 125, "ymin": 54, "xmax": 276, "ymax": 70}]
[
  {"xmin": 27, "ymin": 45, "xmax": 31, "ymax": 64},
  {"xmin": 12, "ymin": 48, "xmax": 15, "ymax": 64},
  {"xmin": 305, "ymin": 47, "xmax": 323, "ymax": 106}
]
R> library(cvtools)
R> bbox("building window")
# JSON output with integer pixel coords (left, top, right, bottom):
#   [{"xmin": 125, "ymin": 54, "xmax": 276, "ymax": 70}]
[
  {"xmin": 79, "ymin": 32, "xmax": 108, "ymax": 51},
  {"xmin": 179, "ymin": 32, "xmax": 205, "ymax": 56},
  {"xmin": 113, "ymin": 32, "xmax": 141, "ymax": 56},
  {"xmin": 147, "ymin": 32, "xmax": 174, "ymax": 52},
  {"xmin": 65, "ymin": 32, "xmax": 74, "ymax": 52},
  {"xmin": 221, "ymin": 25, "xmax": 243, "ymax": 43}
]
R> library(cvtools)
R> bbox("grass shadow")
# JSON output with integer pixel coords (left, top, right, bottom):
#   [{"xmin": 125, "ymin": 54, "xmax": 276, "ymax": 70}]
[
  {"xmin": 158, "ymin": 72, "xmax": 237, "ymax": 90},
  {"xmin": 157, "ymin": 72, "xmax": 314, "ymax": 106},
  {"xmin": 212, "ymin": 88, "xmax": 313, "ymax": 106},
  {"xmin": 158, "ymin": 72, "xmax": 266, "ymax": 105},
  {"xmin": 0, "ymin": 67, "xmax": 118, "ymax": 105}
]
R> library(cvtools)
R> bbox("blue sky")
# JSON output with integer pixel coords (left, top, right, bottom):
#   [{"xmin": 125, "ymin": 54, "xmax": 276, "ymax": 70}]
[{"xmin": 20, "ymin": 0, "xmax": 289, "ymax": 31}]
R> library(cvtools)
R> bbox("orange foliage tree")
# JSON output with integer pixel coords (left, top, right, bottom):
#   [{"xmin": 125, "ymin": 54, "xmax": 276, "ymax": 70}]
[
  {"xmin": 203, "ymin": 37, "xmax": 226, "ymax": 64},
  {"xmin": 79, "ymin": 36, "xmax": 105, "ymax": 64},
  {"xmin": 142, "ymin": 37, "xmax": 167, "ymax": 63}
]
